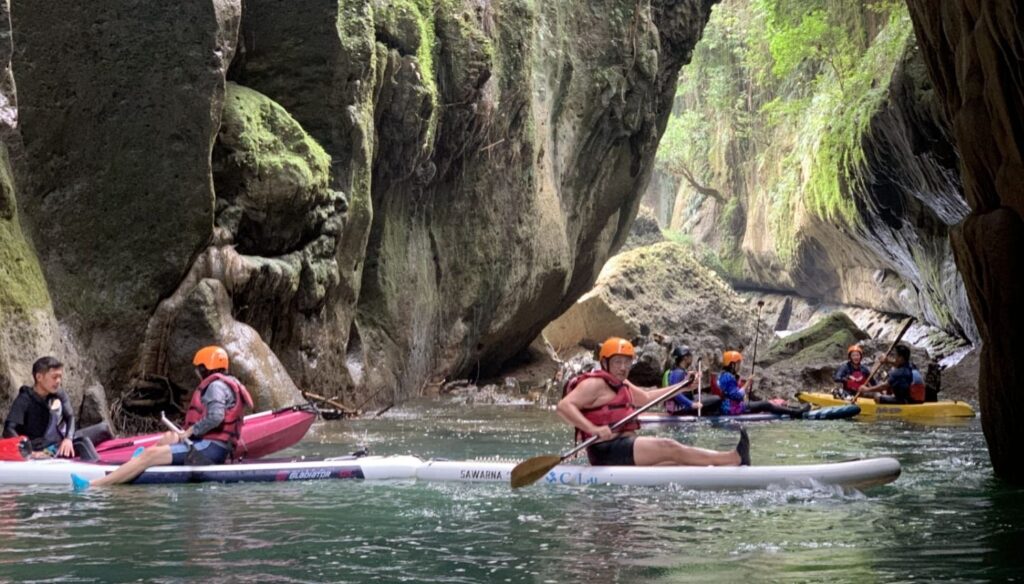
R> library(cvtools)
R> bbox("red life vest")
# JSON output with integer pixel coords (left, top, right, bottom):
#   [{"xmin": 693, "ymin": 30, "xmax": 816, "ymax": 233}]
[
  {"xmin": 909, "ymin": 369, "xmax": 926, "ymax": 403},
  {"xmin": 184, "ymin": 373, "xmax": 254, "ymax": 447},
  {"xmin": 709, "ymin": 374, "xmax": 723, "ymax": 397},
  {"xmin": 563, "ymin": 370, "xmax": 639, "ymax": 441},
  {"xmin": 844, "ymin": 369, "xmax": 868, "ymax": 392}
]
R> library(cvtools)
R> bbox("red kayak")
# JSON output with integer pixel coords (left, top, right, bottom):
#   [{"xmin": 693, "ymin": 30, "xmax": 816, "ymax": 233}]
[{"xmin": 92, "ymin": 406, "xmax": 317, "ymax": 464}]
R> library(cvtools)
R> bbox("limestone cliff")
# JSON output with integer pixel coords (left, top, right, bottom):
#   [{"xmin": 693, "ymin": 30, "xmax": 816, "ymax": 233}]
[
  {"xmin": 905, "ymin": 0, "xmax": 1024, "ymax": 484},
  {"xmin": 653, "ymin": 0, "xmax": 977, "ymax": 344},
  {"xmin": 0, "ymin": 0, "xmax": 719, "ymax": 417}
]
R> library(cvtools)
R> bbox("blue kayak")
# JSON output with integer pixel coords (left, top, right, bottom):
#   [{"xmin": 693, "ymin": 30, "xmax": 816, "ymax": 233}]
[{"xmin": 639, "ymin": 404, "xmax": 861, "ymax": 424}]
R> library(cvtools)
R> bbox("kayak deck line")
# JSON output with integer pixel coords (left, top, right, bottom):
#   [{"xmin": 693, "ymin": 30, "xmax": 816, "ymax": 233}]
[{"xmin": 0, "ymin": 455, "xmax": 901, "ymax": 490}]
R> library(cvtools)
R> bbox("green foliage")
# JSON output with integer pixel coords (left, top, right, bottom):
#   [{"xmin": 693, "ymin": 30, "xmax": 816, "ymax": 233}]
[
  {"xmin": 661, "ymin": 228, "xmax": 694, "ymax": 247},
  {"xmin": 657, "ymin": 0, "xmax": 913, "ymax": 265}
]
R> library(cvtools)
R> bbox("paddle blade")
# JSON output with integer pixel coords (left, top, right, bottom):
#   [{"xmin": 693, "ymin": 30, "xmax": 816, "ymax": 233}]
[{"xmin": 510, "ymin": 455, "xmax": 562, "ymax": 489}]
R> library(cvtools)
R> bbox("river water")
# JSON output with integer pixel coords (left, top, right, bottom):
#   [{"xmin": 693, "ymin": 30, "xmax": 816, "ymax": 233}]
[{"xmin": 1, "ymin": 402, "xmax": 1021, "ymax": 583}]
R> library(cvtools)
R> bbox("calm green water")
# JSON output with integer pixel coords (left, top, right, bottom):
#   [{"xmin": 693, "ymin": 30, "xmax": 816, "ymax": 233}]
[{"xmin": 1, "ymin": 402, "xmax": 1022, "ymax": 583}]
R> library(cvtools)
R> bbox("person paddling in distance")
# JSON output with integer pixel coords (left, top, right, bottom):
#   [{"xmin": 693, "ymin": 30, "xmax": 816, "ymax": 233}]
[
  {"xmin": 72, "ymin": 346, "xmax": 253, "ymax": 489},
  {"xmin": 662, "ymin": 346, "xmax": 721, "ymax": 415},
  {"xmin": 558, "ymin": 337, "xmax": 750, "ymax": 466},
  {"xmin": 718, "ymin": 351, "xmax": 809, "ymax": 418},
  {"xmin": 860, "ymin": 344, "xmax": 926, "ymax": 405},
  {"xmin": 833, "ymin": 345, "xmax": 872, "ymax": 399}
]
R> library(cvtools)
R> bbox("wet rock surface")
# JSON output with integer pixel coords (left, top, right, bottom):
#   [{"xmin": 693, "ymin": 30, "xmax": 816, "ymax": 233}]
[
  {"xmin": 0, "ymin": 1, "xmax": 721, "ymax": 420},
  {"xmin": 10, "ymin": 0, "xmax": 241, "ymax": 394},
  {"xmin": 906, "ymin": 0, "xmax": 1024, "ymax": 483},
  {"xmin": 545, "ymin": 242, "xmax": 755, "ymax": 367}
]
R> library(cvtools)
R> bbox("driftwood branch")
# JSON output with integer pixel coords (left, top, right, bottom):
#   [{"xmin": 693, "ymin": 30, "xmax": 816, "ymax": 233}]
[
  {"xmin": 301, "ymin": 391, "xmax": 359, "ymax": 416},
  {"xmin": 678, "ymin": 163, "xmax": 727, "ymax": 204}
]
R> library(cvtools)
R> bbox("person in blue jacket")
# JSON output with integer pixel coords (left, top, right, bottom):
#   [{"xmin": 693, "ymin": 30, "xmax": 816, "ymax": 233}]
[
  {"xmin": 862, "ymin": 345, "xmax": 926, "ymax": 404},
  {"xmin": 662, "ymin": 346, "xmax": 720, "ymax": 415},
  {"xmin": 718, "ymin": 351, "xmax": 809, "ymax": 418}
]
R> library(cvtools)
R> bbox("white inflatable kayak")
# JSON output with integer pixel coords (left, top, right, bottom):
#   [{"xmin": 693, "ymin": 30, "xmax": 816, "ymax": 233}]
[
  {"xmin": 418, "ymin": 457, "xmax": 900, "ymax": 490},
  {"xmin": 0, "ymin": 455, "xmax": 900, "ymax": 490}
]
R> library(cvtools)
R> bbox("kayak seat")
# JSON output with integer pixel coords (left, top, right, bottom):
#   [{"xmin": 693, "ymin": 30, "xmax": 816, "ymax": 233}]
[{"xmin": 73, "ymin": 437, "xmax": 100, "ymax": 462}]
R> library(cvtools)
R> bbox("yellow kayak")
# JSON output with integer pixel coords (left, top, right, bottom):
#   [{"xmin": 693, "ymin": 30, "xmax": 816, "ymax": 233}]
[{"xmin": 796, "ymin": 392, "xmax": 975, "ymax": 419}]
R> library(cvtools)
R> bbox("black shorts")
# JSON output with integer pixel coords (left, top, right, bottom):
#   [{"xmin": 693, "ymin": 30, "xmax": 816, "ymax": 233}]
[{"xmin": 586, "ymin": 435, "xmax": 636, "ymax": 466}]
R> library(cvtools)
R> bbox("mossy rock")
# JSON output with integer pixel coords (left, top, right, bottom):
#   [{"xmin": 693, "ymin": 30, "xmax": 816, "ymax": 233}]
[
  {"xmin": 214, "ymin": 82, "xmax": 332, "ymax": 255},
  {"xmin": 0, "ymin": 155, "xmax": 50, "ymax": 316},
  {"xmin": 760, "ymin": 312, "xmax": 870, "ymax": 368},
  {"xmin": 374, "ymin": 0, "xmax": 426, "ymax": 57}
]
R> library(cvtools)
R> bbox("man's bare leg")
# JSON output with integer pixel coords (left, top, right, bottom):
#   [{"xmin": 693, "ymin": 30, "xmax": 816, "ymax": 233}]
[
  {"xmin": 88, "ymin": 445, "xmax": 174, "ymax": 487},
  {"xmin": 155, "ymin": 431, "xmax": 179, "ymax": 447},
  {"xmin": 633, "ymin": 430, "xmax": 750, "ymax": 466}
]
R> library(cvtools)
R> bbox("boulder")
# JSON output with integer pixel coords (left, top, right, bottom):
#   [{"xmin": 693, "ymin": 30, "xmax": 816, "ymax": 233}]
[
  {"xmin": 213, "ymin": 82, "xmax": 336, "ymax": 256},
  {"xmin": 0, "ymin": 3, "xmax": 103, "ymax": 417},
  {"xmin": 230, "ymin": 0, "xmax": 378, "ymax": 399},
  {"xmin": 163, "ymin": 278, "xmax": 302, "ymax": 410},
  {"xmin": 545, "ymin": 242, "xmax": 755, "ymax": 368},
  {"xmin": 759, "ymin": 312, "xmax": 870, "ymax": 368}
]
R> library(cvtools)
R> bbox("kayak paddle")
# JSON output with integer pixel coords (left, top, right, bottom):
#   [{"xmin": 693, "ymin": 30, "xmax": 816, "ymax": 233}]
[
  {"xmin": 851, "ymin": 317, "xmax": 915, "ymax": 403},
  {"xmin": 159, "ymin": 412, "xmax": 213, "ymax": 465},
  {"xmin": 747, "ymin": 299, "xmax": 765, "ymax": 402},
  {"xmin": 510, "ymin": 372, "xmax": 697, "ymax": 489},
  {"xmin": 696, "ymin": 357, "xmax": 703, "ymax": 419}
]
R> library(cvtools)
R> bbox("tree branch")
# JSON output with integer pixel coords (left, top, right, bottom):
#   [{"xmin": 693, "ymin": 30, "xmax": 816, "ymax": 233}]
[{"xmin": 677, "ymin": 163, "xmax": 727, "ymax": 204}]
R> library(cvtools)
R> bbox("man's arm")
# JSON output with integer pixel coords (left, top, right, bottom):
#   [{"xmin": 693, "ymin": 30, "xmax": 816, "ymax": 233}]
[
  {"xmin": 2, "ymin": 394, "xmax": 27, "ymax": 438},
  {"xmin": 58, "ymin": 391, "xmax": 76, "ymax": 439},
  {"xmin": 55, "ymin": 391, "xmax": 76, "ymax": 457},
  {"xmin": 833, "ymin": 363, "xmax": 850, "ymax": 383}
]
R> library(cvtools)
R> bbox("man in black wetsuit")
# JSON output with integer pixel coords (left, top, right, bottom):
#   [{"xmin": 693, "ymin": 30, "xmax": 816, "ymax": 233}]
[{"xmin": 3, "ymin": 357, "xmax": 78, "ymax": 457}]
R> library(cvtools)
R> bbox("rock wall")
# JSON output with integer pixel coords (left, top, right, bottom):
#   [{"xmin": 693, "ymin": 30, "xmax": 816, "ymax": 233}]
[
  {"xmin": 656, "ymin": 1, "xmax": 978, "ymax": 344},
  {"xmin": 10, "ymin": 0, "xmax": 242, "ymax": 396},
  {"xmin": 0, "ymin": 0, "xmax": 105, "ymax": 421},
  {"xmin": 905, "ymin": 0, "xmax": 1024, "ymax": 484},
  {"xmin": 0, "ymin": 0, "xmax": 721, "ymax": 416}
]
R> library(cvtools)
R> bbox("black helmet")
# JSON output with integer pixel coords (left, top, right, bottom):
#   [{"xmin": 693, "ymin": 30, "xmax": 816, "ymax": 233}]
[{"xmin": 671, "ymin": 346, "xmax": 692, "ymax": 361}]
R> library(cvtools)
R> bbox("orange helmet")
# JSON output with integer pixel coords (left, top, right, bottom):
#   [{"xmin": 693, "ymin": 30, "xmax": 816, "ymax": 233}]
[
  {"xmin": 193, "ymin": 346, "xmax": 229, "ymax": 371},
  {"xmin": 599, "ymin": 337, "xmax": 635, "ymax": 360},
  {"xmin": 722, "ymin": 350, "xmax": 743, "ymax": 367},
  {"xmin": 847, "ymin": 344, "xmax": 863, "ymax": 356}
]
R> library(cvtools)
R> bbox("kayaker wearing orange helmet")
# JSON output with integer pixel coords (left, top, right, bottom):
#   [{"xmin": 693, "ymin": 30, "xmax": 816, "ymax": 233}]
[
  {"xmin": 73, "ymin": 346, "xmax": 253, "ymax": 489},
  {"xmin": 557, "ymin": 337, "xmax": 750, "ymax": 467},
  {"xmin": 718, "ymin": 351, "xmax": 809, "ymax": 418},
  {"xmin": 833, "ymin": 345, "xmax": 871, "ymax": 398}
]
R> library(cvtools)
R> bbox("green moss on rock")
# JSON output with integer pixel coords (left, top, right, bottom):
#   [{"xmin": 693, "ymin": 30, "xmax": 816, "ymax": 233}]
[
  {"xmin": 219, "ymin": 82, "xmax": 331, "ymax": 191},
  {"xmin": 0, "ymin": 147, "xmax": 51, "ymax": 316},
  {"xmin": 760, "ymin": 311, "xmax": 869, "ymax": 367},
  {"xmin": 214, "ymin": 82, "xmax": 333, "ymax": 254}
]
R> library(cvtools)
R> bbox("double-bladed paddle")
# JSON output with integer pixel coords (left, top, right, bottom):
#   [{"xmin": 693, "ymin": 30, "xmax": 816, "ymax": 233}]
[{"xmin": 510, "ymin": 360, "xmax": 701, "ymax": 489}]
